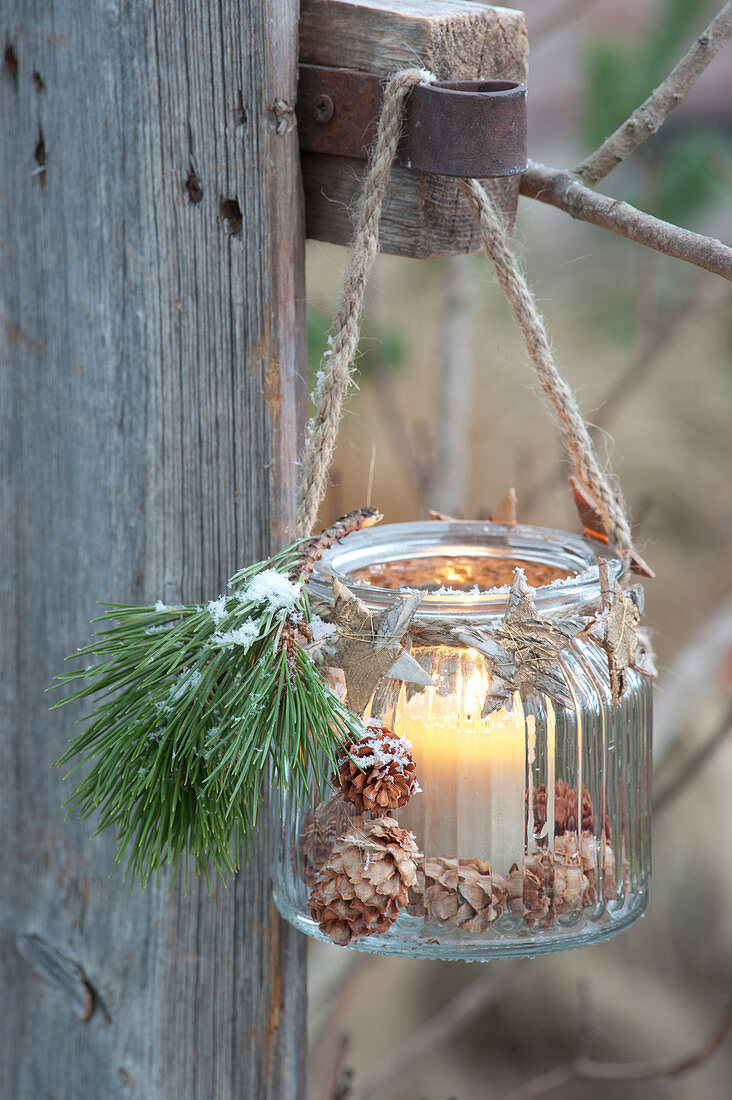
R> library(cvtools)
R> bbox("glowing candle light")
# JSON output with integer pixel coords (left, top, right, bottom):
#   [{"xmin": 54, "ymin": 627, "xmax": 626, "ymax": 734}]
[{"xmin": 396, "ymin": 649, "xmax": 527, "ymax": 875}]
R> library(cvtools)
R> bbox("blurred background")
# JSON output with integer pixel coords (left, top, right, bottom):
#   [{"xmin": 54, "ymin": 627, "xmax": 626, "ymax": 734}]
[{"xmin": 304, "ymin": 1, "xmax": 732, "ymax": 1096}]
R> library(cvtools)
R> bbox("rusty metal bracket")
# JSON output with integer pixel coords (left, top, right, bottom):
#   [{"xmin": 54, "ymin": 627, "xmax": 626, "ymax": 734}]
[{"xmin": 297, "ymin": 64, "xmax": 527, "ymax": 178}]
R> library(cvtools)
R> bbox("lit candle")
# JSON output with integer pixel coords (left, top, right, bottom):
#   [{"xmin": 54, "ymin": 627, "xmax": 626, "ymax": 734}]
[{"xmin": 396, "ymin": 650, "xmax": 527, "ymax": 875}]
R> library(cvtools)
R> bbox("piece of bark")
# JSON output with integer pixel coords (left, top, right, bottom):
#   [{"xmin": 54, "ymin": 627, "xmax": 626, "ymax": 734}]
[
  {"xmin": 456, "ymin": 569, "xmax": 586, "ymax": 713},
  {"xmin": 489, "ymin": 487, "xmax": 517, "ymax": 525},
  {"xmin": 568, "ymin": 476, "xmax": 654, "ymax": 578},
  {"xmin": 299, "ymin": 0, "xmax": 528, "ymax": 258},
  {"xmin": 328, "ymin": 578, "xmax": 433, "ymax": 714},
  {"xmin": 596, "ymin": 559, "xmax": 641, "ymax": 707}
]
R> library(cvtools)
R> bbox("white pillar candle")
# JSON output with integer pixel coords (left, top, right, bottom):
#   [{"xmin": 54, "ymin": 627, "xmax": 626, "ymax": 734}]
[{"xmin": 396, "ymin": 655, "xmax": 527, "ymax": 874}]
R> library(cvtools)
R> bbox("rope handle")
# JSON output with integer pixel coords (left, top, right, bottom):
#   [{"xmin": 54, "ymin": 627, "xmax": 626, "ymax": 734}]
[{"xmin": 293, "ymin": 68, "xmax": 634, "ymax": 567}]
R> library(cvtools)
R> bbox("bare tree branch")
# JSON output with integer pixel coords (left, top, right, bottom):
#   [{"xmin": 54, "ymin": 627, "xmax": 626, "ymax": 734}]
[
  {"xmin": 576, "ymin": 1, "xmax": 732, "ymax": 187},
  {"xmin": 327, "ymin": 1034, "xmax": 354, "ymax": 1100},
  {"xmin": 654, "ymin": 699, "xmax": 732, "ymax": 814},
  {"xmin": 589, "ymin": 283, "xmax": 728, "ymax": 435},
  {"xmin": 520, "ymin": 162, "xmax": 732, "ymax": 280},
  {"xmin": 654, "ymin": 592, "xmax": 732, "ymax": 765},
  {"xmin": 354, "ymin": 961, "xmax": 524, "ymax": 1100},
  {"xmin": 499, "ymin": 1002, "xmax": 732, "ymax": 1100}
]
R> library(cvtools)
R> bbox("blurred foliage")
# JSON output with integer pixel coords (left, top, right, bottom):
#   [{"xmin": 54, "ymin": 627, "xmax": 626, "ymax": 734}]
[
  {"xmin": 306, "ymin": 304, "xmax": 408, "ymax": 393},
  {"xmin": 652, "ymin": 129, "xmax": 731, "ymax": 226},
  {"xmin": 581, "ymin": 0, "xmax": 731, "ymax": 225}
]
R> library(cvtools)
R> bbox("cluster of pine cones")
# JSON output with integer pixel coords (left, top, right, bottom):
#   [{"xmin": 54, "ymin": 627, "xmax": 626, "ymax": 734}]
[
  {"xmin": 307, "ymin": 724, "xmax": 421, "ymax": 945},
  {"xmin": 305, "ymin": 732, "xmax": 627, "ymax": 945}
]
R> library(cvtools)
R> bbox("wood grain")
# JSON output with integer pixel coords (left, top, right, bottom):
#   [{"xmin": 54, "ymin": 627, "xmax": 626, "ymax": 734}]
[
  {"xmin": 299, "ymin": 0, "xmax": 529, "ymax": 257},
  {"xmin": 0, "ymin": 2, "xmax": 306, "ymax": 1096}
]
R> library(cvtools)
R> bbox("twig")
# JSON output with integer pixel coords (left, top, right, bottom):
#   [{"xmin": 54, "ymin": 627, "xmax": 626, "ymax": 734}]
[
  {"xmin": 500, "ymin": 1002, "xmax": 732, "ymax": 1100},
  {"xmin": 654, "ymin": 593, "xmax": 732, "ymax": 765},
  {"xmin": 532, "ymin": 0, "xmax": 601, "ymax": 42},
  {"xmin": 576, "ymin": 1, "xmax": 732, "ymax": 187},
  {"xmin": 654, "ymin": 699, "xmax": 732, "ymax": 814},
  {"xmin": 309, "ymin": 952, "xmax": 371, "ymax": 1061},
  {"xmin": 327, "ymin": 1034, "xmax": 354, "ymax": 1100},
  {"xmin": 354, "ymin": 960, "xmax": 524, "ymax": 1100},
  {"xmin": 519, "ymin": 161, "xmax": 732, "ymax": 280},
  {"xmin": 590, "ymin": 283, "xmax": 727, "ymax": 435},
  {"xmin": 295, "ymin": 506, "xmax": 383, "ymax": 583}
]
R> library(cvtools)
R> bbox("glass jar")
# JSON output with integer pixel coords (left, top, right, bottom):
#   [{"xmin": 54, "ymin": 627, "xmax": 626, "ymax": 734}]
[{"xmin": 273, "ymin": 521, "xmax": 652, "ymax": 960}]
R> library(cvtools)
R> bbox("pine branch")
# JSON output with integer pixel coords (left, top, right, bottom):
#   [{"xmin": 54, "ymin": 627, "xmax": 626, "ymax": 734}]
[
  {"xmin": 576, "ymin": 1, "xmax": 732, "ymax": 187},
  {"xmin": 54, "ymin": 546, "xmax": 364, "ymax": 889},
  {"xmin": 520, "ymin": 161, "xmax": 732, "ymax": 280}
]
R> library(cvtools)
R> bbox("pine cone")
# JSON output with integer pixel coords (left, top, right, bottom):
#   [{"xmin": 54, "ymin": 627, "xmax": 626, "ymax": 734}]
[
  {"xmin": 523, "ymin": 850, "xmax": 555, "ymax": 927},
  {"xmin": 533, "ymin": 781, "xmax": 595, "ymax": 837},
  {"xmin": 504, "ymin": 862, "xmax": 525, "ymax": 915},
  {"xmin": 335, "ymin": 723, "xmax": 418, "ymax": 814},
  {"xmin": 532, "ymin": 784, "xmax": 548, "ymax": 838},
  {"xmin": 553, "ymin": 832, "xmax": 590, "ymax": 912},
  {"xmin": 412, "ymin": 857, "xmax": 505, "ymax": 932},
  {"xmin": 309, "ymin": 817, "xmax": 421, "ymax": 946}
]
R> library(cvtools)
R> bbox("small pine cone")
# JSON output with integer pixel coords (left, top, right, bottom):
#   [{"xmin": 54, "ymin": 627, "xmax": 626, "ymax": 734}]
[
  {"xmin": 581, "ymin": 788, "xmax": 595, "ymax": 833},
  {"xmin": 504, "ymin": 863, "xmax": 525, "ymax": 915},
  {"xmin": 579, "ymin": 832, "xmax": 602, "ymax": 907},
  {"xmin": 565, "ymin": 785, "xmax": 595, "ymax": 833},
  {"xmin": 335, "ymin": 723, "xmax": 418, "ymax": 814},
  {"xmin": 554, "ymin": 779, "xmax": 571, "ymax": 835},
  {"xmin": 309, "ymin": 817, "xmax": 421, "ymax": 946},
  {"xmin": 523, "ymin": 851, "xmax": 555, "ymax": 927},
  {"xmin": 417, "ymin": 857, "xmax": 504, "ymax": 932},
  {"xmin": 549, "ymin": 781, "xmax": 595, "ymax": 836},
  {"xmin": 532, "ymin": 784, "xmax": 548, "ymax": 837},
  {"xmin": 553, "ymin": 832, "xmax": 590, "ymax": 913}
]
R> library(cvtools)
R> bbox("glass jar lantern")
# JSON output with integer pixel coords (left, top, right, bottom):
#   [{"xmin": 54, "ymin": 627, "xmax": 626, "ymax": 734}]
[{"xmin": 273, "ymin": 522, "xmax": 652, "ymax": 960}]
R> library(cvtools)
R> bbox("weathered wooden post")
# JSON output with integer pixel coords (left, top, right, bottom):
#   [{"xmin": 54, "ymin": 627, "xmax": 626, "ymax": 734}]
[
  {"xmin": 0, "ymin": 2, "xmax": 306, "ymax": 1096},
  {"xmin": 1, "ymin": 0, "xmax": 532, "ymax": 1094}
]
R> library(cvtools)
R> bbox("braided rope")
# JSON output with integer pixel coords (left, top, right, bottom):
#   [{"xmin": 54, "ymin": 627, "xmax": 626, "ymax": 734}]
[
  {"xmin": 460, "ymin": 178, "xmax": 633, "ymax": 561},
  {"xmin": 292, "ymin": 68, "xmax": 434, "ymax": 541},
  {"xmin": 293, "ymin": 68, "xmax": 634, "ymax": 566}
]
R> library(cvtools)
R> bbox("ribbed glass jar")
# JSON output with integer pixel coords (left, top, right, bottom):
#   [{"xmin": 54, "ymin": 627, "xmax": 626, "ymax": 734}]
[{"xmin": 273, "ymin": 522, "xmax": 652, "ymax": 960}]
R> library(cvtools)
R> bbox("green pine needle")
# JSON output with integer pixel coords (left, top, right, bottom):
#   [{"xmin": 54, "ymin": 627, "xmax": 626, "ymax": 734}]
[{"xmin": 53, "ymin": 546, "xmax": 361, "ymax": 890}]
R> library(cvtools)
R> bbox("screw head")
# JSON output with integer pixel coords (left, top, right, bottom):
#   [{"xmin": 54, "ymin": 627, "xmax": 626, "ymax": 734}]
[{"xmin": 312, "ymin": 94, "xmax": 334, "ymax": 124}]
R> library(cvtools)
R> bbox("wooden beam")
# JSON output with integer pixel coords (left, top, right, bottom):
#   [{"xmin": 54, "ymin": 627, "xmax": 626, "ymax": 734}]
[
  {"xmin": 299, "ymin": 0, "xmax": 529, "ymax": 257},
  {"xmin": 0, "ymin": 1, "xmax": 306, "ymax": 1095}
]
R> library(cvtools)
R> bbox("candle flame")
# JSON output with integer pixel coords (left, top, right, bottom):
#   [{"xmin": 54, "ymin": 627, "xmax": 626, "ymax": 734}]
[{"xmin": 462, "ymin": 662, "xmax": 490, "ymax": 725}]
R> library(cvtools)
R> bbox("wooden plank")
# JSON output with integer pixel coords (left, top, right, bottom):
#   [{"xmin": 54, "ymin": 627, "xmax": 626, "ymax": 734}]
[
  {"xmin": 0, "ymin": 2, "xmax": 306, "ymax": 1097},
  {"xmin": 299, "ymin": 0, "xmax": 529, "ymax": 257}
]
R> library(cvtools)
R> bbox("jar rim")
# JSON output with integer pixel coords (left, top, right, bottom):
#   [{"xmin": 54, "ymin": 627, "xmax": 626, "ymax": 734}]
[{"xmin": 308, "ymin": 521, "xmax": 622, "ymax": 619}]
